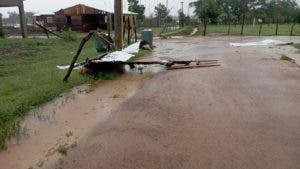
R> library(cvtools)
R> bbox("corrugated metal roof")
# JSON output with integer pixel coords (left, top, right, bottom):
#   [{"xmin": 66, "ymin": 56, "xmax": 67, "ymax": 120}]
[
  {"xmin": 55, "ymin": 4, "xmax": 107, "ymax": 15},
  {"xmin": 54, "ymin": 4, "xmax": 137, "ymax": 16},
  {"xmin": 0, "ymin": 0, "xmax": 22, "ymax": 7}
]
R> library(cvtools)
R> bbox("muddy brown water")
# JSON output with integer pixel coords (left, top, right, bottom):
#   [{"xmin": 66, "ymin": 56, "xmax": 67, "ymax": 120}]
[{"xmin": 1, "ymin": 36, "xmax": 300, "ymax": 169}]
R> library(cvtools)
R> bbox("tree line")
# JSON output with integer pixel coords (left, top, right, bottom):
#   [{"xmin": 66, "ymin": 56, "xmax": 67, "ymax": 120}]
[{"xmin": 191, "ymin": 0, "xmax": 300, "ymax": 35}]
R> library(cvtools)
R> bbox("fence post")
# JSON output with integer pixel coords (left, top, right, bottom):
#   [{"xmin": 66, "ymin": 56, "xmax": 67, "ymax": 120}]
[
  {"xmin": 290, "ymin": 23, "xmax": 295, "ymax": 36},
  {"xmin": 258, "ymin": 24, "xmax": 263, "ymax": 36},
  {"xmin": 275, "ymin": 18, "xmax": 279, "ymax": 36},
  {"xmin": 0, "ymin": 13, "xmax": 4, "ymax": 38},
  {"xmin": 241, "ymin": 14, "xmax": 245, "ymax": 35},
  {"xmin": 227, "ymin": 21, "xmax": 231, "ymax": 35}
]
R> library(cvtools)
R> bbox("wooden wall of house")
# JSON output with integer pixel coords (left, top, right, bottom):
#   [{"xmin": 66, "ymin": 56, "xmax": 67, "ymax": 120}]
[
  {"xmin": 70, "ymin": 16, "xmax": 82, "ymax": 31},
  {"xmin": 35, "ymin": 15, "xmax": 56, "ymax": 27}
]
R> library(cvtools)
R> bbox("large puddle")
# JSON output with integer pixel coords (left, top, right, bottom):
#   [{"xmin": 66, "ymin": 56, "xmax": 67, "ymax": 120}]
[{"xmin": 0, "ymin": 70, "xmax": 157, "ymax": 169}]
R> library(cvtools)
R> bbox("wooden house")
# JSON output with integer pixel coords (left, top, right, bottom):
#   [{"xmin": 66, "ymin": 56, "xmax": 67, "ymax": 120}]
[
  {"xmin": 34, "ymin": 14, "xmax": 56, "ymax": 28},
  {"xmin": 53, "ymin": 4, "xmax": 137, "ymax": 32}
]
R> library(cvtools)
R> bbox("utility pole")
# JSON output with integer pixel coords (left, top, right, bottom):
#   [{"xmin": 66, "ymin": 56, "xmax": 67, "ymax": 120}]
[
  {"xmin": 180, "ymin": 1, "xmax": 184, "ymax": 27},
  {"xmin": 18, "ymin": 0, "xmax": 27, "ymax": 38},
  {"xmin": 181, "ymin": 1, "xmax": 184, "ymax": 13},
  {"xmin": 114, "ymin": 0, "xmax": 123, "ymax": 50}
]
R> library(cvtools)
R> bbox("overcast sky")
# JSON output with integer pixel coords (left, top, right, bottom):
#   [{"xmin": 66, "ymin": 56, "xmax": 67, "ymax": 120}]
[{"xmin": 0, "ymin": 0, "xmax": 299, "ymax": 18}]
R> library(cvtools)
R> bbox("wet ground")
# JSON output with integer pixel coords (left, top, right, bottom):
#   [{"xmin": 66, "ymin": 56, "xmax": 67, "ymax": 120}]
[{"xmin": 1, "ymin": 36, "xmax": 300, "ymax": 169}]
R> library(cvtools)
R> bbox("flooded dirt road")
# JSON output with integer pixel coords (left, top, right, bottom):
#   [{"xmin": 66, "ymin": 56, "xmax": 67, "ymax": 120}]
[
  {"xmin": 47, "ymin": 36, "xmax": 300, "ymax": 169},
  {"xmin": 1, "ymin": 36, "xmax": 300, "ymax": 169},
  {"xmin": 0, "ymin": 73, "xmax": 154, "ymax": 169}
]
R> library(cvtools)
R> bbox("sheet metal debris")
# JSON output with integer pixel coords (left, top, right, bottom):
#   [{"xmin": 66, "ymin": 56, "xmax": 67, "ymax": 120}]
[{"xmin": 230, "ymin": 39, "xmax": 293, "ymax": 47}]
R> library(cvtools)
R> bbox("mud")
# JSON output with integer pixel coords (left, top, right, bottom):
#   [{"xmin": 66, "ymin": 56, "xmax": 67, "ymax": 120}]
[
  {"xmin": 50, "ymin": 36, "xmax": 300, "ymax": 169},
  {"xmin": 0, "ymin": 73, "xmax": 155, "ymax": 169},
  {"xmin": 1, "ymin": 36, "xmax": 300, "ymax": 169}
]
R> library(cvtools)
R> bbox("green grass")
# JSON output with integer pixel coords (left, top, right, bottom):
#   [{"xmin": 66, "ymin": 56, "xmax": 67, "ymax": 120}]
[
  {"xmin": 0, "ymin": 37, "xmax": 99, "ymax": 149},
  {"xmin": 161, "ymin": 26, "xmax": 194, "ymax": 37},
  {"xmin": 57, "ymin": 144, "xmax": 69, "ymax": 155},
  {"xmin": 196, "ymin": 24, "xmax": 300, "ymax": 36},
  {"xmin": 294, "ymin": 43, "xmax": 300, "ymax": 49},
  {"xmin": 138, "ymin": 27, "xmax": 164, "ymax": 36},
  {"xmin": 280, "ymin": 55, "xmax": 296, "ymax": 63},
  {"xmin": 129, "ymin": 49, "xmax": 151, "ymax": 61}
]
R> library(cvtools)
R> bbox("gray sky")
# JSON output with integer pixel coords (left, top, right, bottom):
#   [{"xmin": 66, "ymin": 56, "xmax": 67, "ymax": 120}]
[
  {"xmin": 0, "ymin": 0, "xmax": 299, "ymax": 18},
  {"xmin": 0, "ymin": 0, "xmax": 195, "ymax": 17}
]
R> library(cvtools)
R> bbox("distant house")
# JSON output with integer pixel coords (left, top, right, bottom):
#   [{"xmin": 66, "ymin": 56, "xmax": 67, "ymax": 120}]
[
  {"xmin": 53, "ymin": 4, "xmax": 137, "ymax": 32},
  {"xmin": 34, "ymin": 14, "xmax": 56, "ymax": 29}
]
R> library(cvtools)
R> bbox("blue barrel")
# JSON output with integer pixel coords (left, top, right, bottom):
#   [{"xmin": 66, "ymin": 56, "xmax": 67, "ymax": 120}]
[{"xmin": 141, "ymin": 29, "xmax": 153, "ymax": 48}]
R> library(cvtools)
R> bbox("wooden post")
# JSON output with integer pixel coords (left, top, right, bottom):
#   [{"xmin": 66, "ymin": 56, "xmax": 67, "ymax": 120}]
[
  {"xmin": 0, "ymin": 13, "xmax": 3, "ymax": 38},
  {"xmin": 290, "ymin": 23, "xmax": 295, "ymax": 36},
  {"xmin": 241, "ymin": 14, "xmax": 245, "ymax": 35},
  {"xmin": 18, "ymin": 0, "xmax": 27, "ymax": 38},
  {"xmin": 63, "ymin": 32, "xmax": 94, "ymax": 82},
  {"xmin": 259, "ymin": 23, "xmax": 263, "ymax": 36},
  {"xmin": 275, "ymin": 18, "xmax": 279, "ymax": 36},
  {"xmin": 114, "ymin": 0, "xmax": 123, "ymax": 51},
  {"xmin": 107, "ymin": 13, "xmax": 113, "ymax": 37},
  {"xmin": 107, "ymin": 12, "xmax": 110, "ymax": 37},
  {"xmin": 133, "ymin": 16, "xmax": 137, "ymax": 42},
  {"xmin": 127, "ymin": 17, "xmax": 131, "ymax": 45},
  {"xmin": 123, "ymin": 16, "xmax": 126, "ymax": 43}
]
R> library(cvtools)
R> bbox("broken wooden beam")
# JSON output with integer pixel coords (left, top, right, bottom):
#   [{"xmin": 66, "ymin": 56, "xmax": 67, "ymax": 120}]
[
  {"xmin": 35, "ymin": 22, "xmax": 61, "ymax": 38},
  {"xmin": 63, "ymin": 32, "xmax": 94, "ymax": 82}
]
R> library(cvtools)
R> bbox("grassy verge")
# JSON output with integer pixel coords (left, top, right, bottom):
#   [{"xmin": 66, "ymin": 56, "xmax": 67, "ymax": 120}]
[
  {"xmin": 161, "ymin": 26, "xmax": 194, "ymax": 37},
  {"xmin": 280, "ymin": 55, "xmax": 296, "ymax": 63},
  {"xmin": 129, "ymin": 49, "xmax": 151, "ymax": 61},
  {"xmin": 196, "ymin": 24, "xmax": 300, "ymax": 36},
  {"xmin": 0, "ymin": 37, "xmax": 98, "ymax": 149},
  {"xmin": 294, "ymin": 43, "xmax": 300, "ymax": 49},
  {"xmin": 138, "ymin": 27, "xmax": 164, "ymax": 36}
]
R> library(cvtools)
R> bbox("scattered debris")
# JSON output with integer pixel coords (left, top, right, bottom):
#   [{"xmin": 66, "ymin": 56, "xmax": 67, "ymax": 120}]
[
  {"xmin": 61, "ymin": 34, "xmax": 219, "ymax": 81},
  {"xmin": 35, "ymin": 22, "xmax": 61, "ymax": 38},
  {"xmin": 230, "ymin": 39, "xmax": 293, "ymax": 47},
  {"xmin": 83, "ymin": 60, "xmax": 220, "ymax": 75},
  {"xmin": 190, "ymin": 28, "xmax": 198, "ymax": 36}
]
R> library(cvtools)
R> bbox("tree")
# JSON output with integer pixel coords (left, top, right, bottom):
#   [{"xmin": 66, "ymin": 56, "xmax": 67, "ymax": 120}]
[
  {"xmin": 128, "ymin": 0, "xmax": 145, "ymax": 21},
  {"xmin": 26, "ymin": 12, "xmax": 35, "ymax": 25},
  {"xmin": 191, "ymin": 0, "xmax": 222, "ymax": 35},
  {"xmin": 178, "ymin": 9, "xmax": 186, "ymax": 27},
  {"xmin": 7, "ymin": 11, "xmax": 19, "ymax": 26},
  {"xmin": 154, "ymin": 3, "xmax": 170, "ymax": 26}
]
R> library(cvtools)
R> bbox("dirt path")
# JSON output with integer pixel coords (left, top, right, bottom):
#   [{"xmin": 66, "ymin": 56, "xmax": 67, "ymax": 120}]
[{"xmin": 47, "ymin": 36, "xmax": 300, "ymax": 169}]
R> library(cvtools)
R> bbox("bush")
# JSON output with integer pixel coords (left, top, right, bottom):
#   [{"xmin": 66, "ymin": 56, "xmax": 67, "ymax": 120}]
[{"xmin": 60, "ymin": 31, "xmax": 78, "ymax": 42}]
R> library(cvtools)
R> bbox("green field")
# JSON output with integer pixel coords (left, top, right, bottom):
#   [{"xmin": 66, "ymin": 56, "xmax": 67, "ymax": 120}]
[
  {"xmin": 0, "ymin": 38, "xmax": 98, "ymax": 149},
  {"xmin": 198, "ymin": 24, "xmax": 300, "ymax": 36},
  {"xmin": 140, "ymin": 24, "xmax": 300, "ymax": 36}
]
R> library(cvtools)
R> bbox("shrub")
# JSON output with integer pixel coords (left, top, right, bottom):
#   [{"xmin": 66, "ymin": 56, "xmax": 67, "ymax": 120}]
[{"xmin": 60, "ymin": 31, "xmax": 78, "ymax": 42}]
